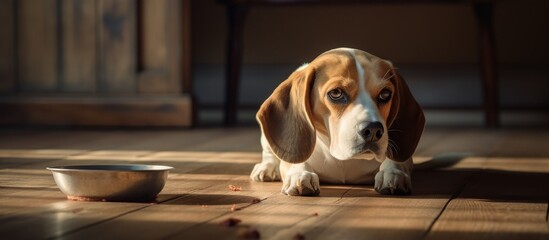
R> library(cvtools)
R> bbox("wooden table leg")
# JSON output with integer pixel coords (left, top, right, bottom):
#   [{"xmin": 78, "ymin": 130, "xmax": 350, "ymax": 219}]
[
  {"xmin": 224, "ymin": 4, "xmax": 248, "ymax": 126},
  {"xmin": 474, "ymin": 2, "xmax": 499, "ymax": 128}
]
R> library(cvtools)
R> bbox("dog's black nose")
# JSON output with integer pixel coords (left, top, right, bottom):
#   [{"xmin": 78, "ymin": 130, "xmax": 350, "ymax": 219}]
[{"xmin": 361, "ymin": 121, "xmax": 384, "ymax": 142}]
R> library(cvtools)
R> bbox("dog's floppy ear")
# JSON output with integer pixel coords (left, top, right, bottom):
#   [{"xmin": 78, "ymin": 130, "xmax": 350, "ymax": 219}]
[
  {"xmin": 256, "ymin": 67, "xmax": 316, "ymax": 164},
  {"xmin": 386, "ymin": 68, "xmax": 425, "ymax": 162}
]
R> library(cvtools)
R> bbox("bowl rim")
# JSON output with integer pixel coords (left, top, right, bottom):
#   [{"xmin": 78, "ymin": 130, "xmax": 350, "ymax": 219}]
[{"xmin": 46, "ymin": 164, "xmax": 174, "ymax": 172}]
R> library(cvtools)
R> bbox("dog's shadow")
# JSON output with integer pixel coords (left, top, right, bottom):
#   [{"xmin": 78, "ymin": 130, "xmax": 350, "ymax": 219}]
[
  {"xmin": 155, "ymin": 153, "xmax": 549, "ymax": 205},
  {"xmin": 324, "ymin": 152, "xmax": 549, "ymax": 203}
]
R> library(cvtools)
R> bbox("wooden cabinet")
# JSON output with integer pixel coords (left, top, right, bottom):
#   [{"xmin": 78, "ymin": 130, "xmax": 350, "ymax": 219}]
[{"xmin": 0, "ymin": 0, "xmax": 193, "ymax": 127}]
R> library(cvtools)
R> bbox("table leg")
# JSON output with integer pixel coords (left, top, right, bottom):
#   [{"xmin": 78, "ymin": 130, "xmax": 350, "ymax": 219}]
[
  {"xmin": 224, "ymin": 4, "xmax": 248, "ymax": 126},
  {"xmin": 474, "ymin": 2, "xmax": 499, "ymax": 128}
]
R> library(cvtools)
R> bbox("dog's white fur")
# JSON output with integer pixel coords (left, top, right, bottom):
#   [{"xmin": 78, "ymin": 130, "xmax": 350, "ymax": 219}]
[{"xmin": 251, "ymin": 48, "xmax": 424, "ymax": 196}]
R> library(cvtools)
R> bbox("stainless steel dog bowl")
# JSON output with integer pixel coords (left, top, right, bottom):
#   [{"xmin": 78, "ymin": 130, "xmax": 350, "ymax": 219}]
[{"xmin": 47, "ymin": 165, "xmax": 173, "ymax": 202}]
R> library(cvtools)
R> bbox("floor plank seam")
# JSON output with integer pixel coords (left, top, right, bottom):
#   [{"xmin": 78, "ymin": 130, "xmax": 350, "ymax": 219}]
[
  {"xmin": 419, "ymin": 170, "xmax": 477, "ymax": 239},
  {"xmin": 334, "ymin": 186, "xmax": 354, "ymax": 204}
]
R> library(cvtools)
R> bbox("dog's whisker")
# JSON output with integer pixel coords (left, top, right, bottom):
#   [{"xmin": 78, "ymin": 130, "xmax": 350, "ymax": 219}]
[
  {"xmin": 388, "ymin": 128, "xmax": 403, "ymax": 133},
  {"xmin": 390, "ymin": 139, "xmax": 400, "ymax": 151},
  {"xmin": 386, "ymin": 142, "xmax": 397, "ymax": 160},
  {"xmin": 381, "ymin": 68, "xmax": 392, "ymax": 81},
  {"xmin": 388, "ymin": 144, "xmax": 395, "ymax": 158},
  {"xmin": 388, "ymin": 139, "xmax": 400, "ymax": 152},
  {"xmin": 382, "ymin": 74, "xmax": 395, "ymax": 82},
  {"xmin": 390, "ymin": 114, "xmax": 402, "ymax": 124}
]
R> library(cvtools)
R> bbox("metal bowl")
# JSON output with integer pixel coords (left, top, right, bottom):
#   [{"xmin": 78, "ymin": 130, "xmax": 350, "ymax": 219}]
[{"xmin": 47, "ymin": 164, "xmax": 173, "ymax": 202}]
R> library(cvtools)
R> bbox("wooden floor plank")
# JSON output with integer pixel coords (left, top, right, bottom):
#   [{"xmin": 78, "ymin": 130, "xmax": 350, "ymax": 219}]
[
  {"xmin": 165, "ymin": 158, "xmax": 480, "ymax": 240},
  {"xmin": 426, "ymin": 157, "xmax": 549, "ymax": 240},
  {"xmin": 0, "ymin": 200, "xmax": 153, "ymax": 239},
  {"xmin": 489, "ymin": 130, "xmax": 549, "ymax": 158},
  {"xmin": 0, "ymin": 130, "xmax": 95, "ymax": 149},
  {"xmin": 0, "ymin": 187, "xmax": 64, "ymax": 216},
  {"xmin": 424, "ymin": 129, "xmax": 549, "ymax": 239},
  {"xmin": 58, "ymin": 175, "xmax": 279, "ymax": 240},
  {"xmin": 0, "ymin": 168, "xmax": 57, "ymax": 189},
  {"xmin": 415, "ymin": 128, "xmax": 507, "ymax": 158},
  {"xmin": 164, "ymin": 185, "xmax": 352, "ymax": 240},
  {"xmin": 286, "ymin": 168, "xmax": 474, "ymax": 240},
  {"xmin": 427, "ymin": 199, "xmax": 549, "ymax": 240},
  {"xmin": 0, "ymin": 128, "xmax": 259, "ymax": 151},
  {"xmin": 0, "ymin": 128, "xmax": 548, "ymax": 239},
  {"xmin": 0, "ymin": 129, "xmax": 261, "ymax": 239}
]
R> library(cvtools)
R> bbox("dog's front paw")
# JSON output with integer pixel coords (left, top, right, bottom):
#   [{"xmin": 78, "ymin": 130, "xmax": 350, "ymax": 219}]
[
  {"xmin": 374, "ymin": 168, "xmax": 412, "ymax": 195},
  {"xmin": 250, "ymin": 162, "xmax": 280, "ymax": 182},
  {"xmin": 281, "ymin": 171, "xmax": 320, "ymax": 196}
]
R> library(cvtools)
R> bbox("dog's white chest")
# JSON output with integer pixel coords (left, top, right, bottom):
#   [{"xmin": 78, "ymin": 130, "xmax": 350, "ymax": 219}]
[{"xmin": 307, "ymin": 138, "xmax": 380, "ymax": 184}]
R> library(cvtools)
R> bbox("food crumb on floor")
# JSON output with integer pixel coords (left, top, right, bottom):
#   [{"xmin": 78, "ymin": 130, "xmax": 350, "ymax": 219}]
[
  {"xmin": 219, "ymin": 217, "xmax": 242, "ymax": 227},
  {"xmin": 237, "ymin": 226, "xmax": 260, "ymax": 239},
  {"xmin": 293, "ymin": 233, "xmax": 305, "ymax": 240}
]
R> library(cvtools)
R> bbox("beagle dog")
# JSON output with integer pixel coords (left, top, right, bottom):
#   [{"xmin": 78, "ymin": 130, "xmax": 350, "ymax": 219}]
[{"xmin": 250, "ymin": 48, "xmax": 425, "ymax": 196}]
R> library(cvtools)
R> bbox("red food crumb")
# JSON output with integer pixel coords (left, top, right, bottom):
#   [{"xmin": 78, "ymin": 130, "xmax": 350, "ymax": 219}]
[
  {"xmin": 228, "ymin": 185, "xmax": 242, "ymax": 191},
  {"xmin": 237, "ymin": 227, "xmax": 260, "ymax": 239},
  {"xmin": 219, "ymin": 217, "xmax": 242, "ymax": 227},
  {"xmin": 293, "ymin": 233, "xmax": 305, "ymax": 240},
  {"xmin": 312, "ymin": 212, "xmax": 319, "ymax": 216}
]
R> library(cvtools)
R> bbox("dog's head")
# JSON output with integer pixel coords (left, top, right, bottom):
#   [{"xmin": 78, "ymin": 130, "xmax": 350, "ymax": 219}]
[{"xmin": 257, "ymin": 48, "xmax": 424, "ymax": 164}]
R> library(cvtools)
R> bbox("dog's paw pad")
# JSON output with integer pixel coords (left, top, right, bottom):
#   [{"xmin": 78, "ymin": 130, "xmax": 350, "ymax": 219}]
[
  {"xmin": 250, "ymin": 162, "xmax": 280, "ymax": 182},
  {"xmin": 374, "ymin": 169, "xmax": 411, "ymax": 195},
  {"xmin": 282, "ymin": 171, "xmax": 320, "ymax": 196}
]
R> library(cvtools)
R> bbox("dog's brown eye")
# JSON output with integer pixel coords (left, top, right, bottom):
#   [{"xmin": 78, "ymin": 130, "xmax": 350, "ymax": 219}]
[
  {"xmin": 327, "ymin": 88, "xmax": 347, "ymax": 103},
  {"xmin": 378, "ymin": 89, "xmax": 392, "ymax": 103}
]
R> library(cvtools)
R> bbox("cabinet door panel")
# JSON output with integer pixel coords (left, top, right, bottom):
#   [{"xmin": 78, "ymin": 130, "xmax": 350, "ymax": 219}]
[
  {"xmin": 0, "ymin": 0, "xmax": 15, "ymax": 93},
  {"xmin": 18, "ymin": 0, "xmax": 58, "ymax": 92},
  {"xmin": 97, "ymin": 0, "xmax": 137, "ymax": 93},
  {"xmin": 62, "ymin": 0, "xmax": 97, "ymax": 93}
]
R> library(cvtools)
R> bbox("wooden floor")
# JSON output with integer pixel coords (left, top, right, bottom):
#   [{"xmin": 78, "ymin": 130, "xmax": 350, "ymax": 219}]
[{"xmin": 1, "ymin": 127, "xmax": 548, "ymax": 239}]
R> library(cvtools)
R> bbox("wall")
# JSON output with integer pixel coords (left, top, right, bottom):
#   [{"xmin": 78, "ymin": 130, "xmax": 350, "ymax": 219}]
[{"xmin": 191, "ymin": 0, "xmax": 549, "ymax": 110}]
